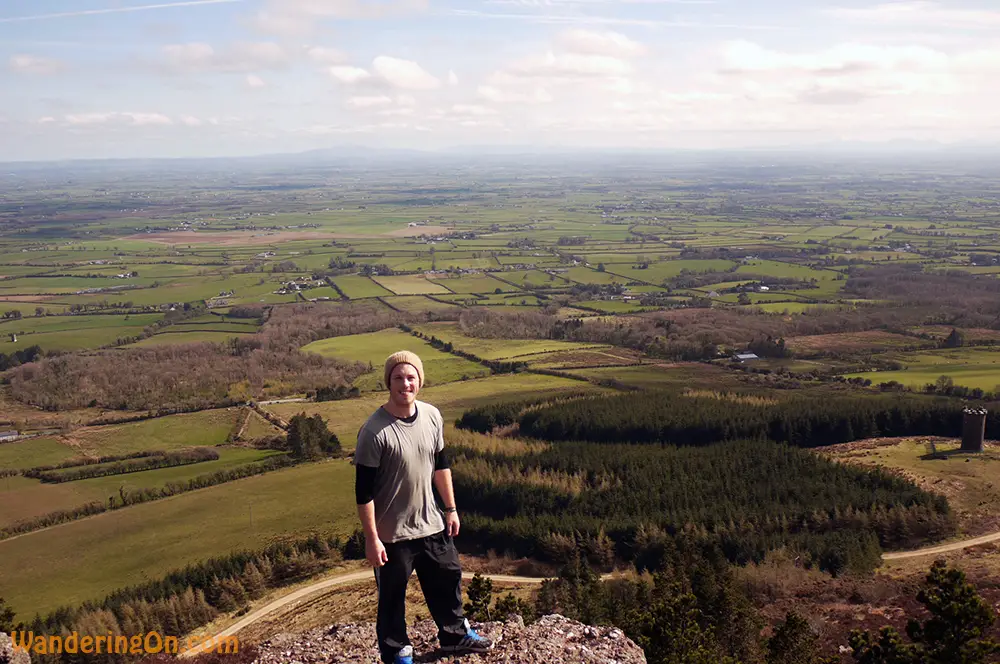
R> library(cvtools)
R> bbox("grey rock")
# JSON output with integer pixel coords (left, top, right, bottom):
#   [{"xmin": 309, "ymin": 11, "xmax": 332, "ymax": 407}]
[
  {"xmin": 251, "ymin": 615, "xmax": 645, "ymax": 664},
  {"xmin": 0, "ymin": 632, "xmax": 31, "ymax": 664}
]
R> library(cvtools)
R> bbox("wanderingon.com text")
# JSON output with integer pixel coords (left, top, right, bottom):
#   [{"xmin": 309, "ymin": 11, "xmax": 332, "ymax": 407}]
[{"xmin": 10, "ymin": 630, "xmax": 239, "ymax": 656}]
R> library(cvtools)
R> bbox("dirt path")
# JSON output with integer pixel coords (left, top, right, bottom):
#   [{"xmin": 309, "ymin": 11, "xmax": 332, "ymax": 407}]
[
  {"xmin": 181, "ymin": 570, "xmax": 556, "ymax": 657},
  {"xmin": 882, "ymin": 530, "xmax": 1000, "ymax": 560}
]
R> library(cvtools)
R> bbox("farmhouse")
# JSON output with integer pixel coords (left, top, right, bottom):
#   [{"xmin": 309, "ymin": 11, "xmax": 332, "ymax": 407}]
[
  {"xmin": 734, "ymin": 353, "xmax": 760, "ymax": 362},
  {"xmin": 0, "ymin": 430, "xmax": 19, "ymax": 442}
]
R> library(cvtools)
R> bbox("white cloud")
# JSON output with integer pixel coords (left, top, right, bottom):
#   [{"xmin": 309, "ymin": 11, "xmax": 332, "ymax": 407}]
[
  {"xmin": 252, "ymin": 0, "xmax": 429, "ymax": 36},
  {"xmin": 246, "ymin": 74, "xmax": 266, "ymax": 88},
  {"xmin": 378, "ymin": 107, "xmax": 416, "ymax": 117},
  {"xmin": 180, "ymin": 115, "xmax": 203, "ymax": 126},
  {"xmin": 477, "ymin": 83, "xmax": 553, "ymax": 104},
  {"xmin": 451, "ymin": 104, "xmax": 499, "ymax": 116},
  {"xmin": 162, "ymin": 42, "xmax": 215, "ymax": 67},
  {"xmin": 161, "ymin": 41, "xmax": 289, "ymax": 72},
  {"xmin": 9, "ymin": 54, "xmax": 65, "ymax": 75},
  {"xmin": 329, "ymin": 65, "xmax": 372, "ymax": 83},
  {"xmin": 372, "ymin": 56, "xmax": 441, "ymax": 90},
  {"xmin": 346, "ymin": 95, "xmax": 394, "ymax": 108},
  {"xmin": 62, "ymin": 112, "xmax": 174, "ymax": 126},
  {"xmin": 825, "ymin": 2, "xmax": 1000, "ymax": 30},
  {"xmin": 555, "ymin": 29, "xmax": 646, "ymax": 58},
  {"xmin": 448, "ymin": 70, "xmax": 459, "ymax": 86},
  {"xmin": 509, "ymin": 51, "xmax": 633, "ymax": 78},
  {"xmin": 306, "ymin": 46, "xmax": 346, "ymax": 64}
]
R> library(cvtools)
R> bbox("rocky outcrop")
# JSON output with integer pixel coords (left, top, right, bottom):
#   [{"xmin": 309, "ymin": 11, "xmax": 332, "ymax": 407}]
[
  {"xmin": 251, "ymin": 615, "xmax": 646, "ymax": 664},
  {"xmin": 0, "ymin": 633, "xmax": 31, "ymax": 664}
]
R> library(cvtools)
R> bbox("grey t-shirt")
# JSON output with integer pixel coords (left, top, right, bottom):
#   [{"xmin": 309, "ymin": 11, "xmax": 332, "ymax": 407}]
[{"xmin": 354, "ymin": 400, "xmax": 446, "ymax": 544}]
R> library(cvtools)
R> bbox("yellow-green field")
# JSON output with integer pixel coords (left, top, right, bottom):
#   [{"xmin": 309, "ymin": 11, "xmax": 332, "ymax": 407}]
[
  {"xmin": 0, "ymin": 448, "xmax": 280, "ymax": 528},
  {"xmin": 372, "ymin": 275, "xmax": 451, "ymax": 295},
  {"xmin": 63, "ymin": 409, "xmax": 240, "ymax": 456},
  {"xmin": 0, "ymin": 460, "xmax": 357, "ymax": 618},
  {"xmin": 301, "ymin": 328, "xmax": 489, "ymax": 390},
  {"xmin": 266, "ymin": 372, "xmax": 608, "ymax": 447},
  {"xmin": 824, "ymin": 437, "xmax": 1000, "ymax": 536},
  {"xmin": 414, "ymin": 322, "xmax": 608, "ymax": 360},
  {"xmin": 842, "ymin": 348, "xmax": 1000, "ymax": 391},
  {"xmin": 0, "ymin": 438, "xmax": 79, "ymax": 471}
]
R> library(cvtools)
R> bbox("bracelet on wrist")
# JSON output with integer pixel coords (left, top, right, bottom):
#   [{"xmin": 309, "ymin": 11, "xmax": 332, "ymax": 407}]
[{"xmin": 443, "ymin": 506, "xmax": 457, "ymax": 513}]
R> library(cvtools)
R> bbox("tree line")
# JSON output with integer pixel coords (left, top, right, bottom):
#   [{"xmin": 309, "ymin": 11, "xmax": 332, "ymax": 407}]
[
  {"xmin": 448, "ymin": 439, "xmax": 953, "ymax": 577},
  {"xmin": 515, "ymin": 391, "xmax": 997, "ymax": 447},
  {"xmin": 23, "ymin": 448, "xmax": 219, "ymax": 483}
]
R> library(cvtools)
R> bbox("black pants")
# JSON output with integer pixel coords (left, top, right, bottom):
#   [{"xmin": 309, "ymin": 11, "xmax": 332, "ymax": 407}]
[{"xmin": 374, "ymin": 530, "xmax": 467, "ymax": 663}]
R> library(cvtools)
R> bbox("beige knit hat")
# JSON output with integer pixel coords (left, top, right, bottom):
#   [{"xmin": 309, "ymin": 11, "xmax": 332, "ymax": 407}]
[{"xmin": 384, "ymin": 350, "xmax": 424, "ymax": 389}]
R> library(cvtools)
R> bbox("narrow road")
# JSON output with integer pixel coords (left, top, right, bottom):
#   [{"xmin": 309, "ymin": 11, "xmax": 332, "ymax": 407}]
[
  {"xmin": 183, "ymin": 529, "xmax": 1000, "ymax": 656},
  {"xmin": 181, "ymin": 570, "xmax": 553, "ymax": 657},
  {"xmin": 882, "ymin": 530, "xmax": 1000, "ymax": 560}
]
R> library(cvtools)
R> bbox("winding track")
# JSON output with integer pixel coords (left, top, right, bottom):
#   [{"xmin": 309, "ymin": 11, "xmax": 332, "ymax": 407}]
[
  {"xmin": 183, "ymin": 531, "xmax": 1000, "ymax": 656},
  {"xmin": 180, "ymin": 569, "xmax": 554, "ymax": 657},
  {"xmin": 881, "ymin": 530, "xmax": 1000, "ymax": 560}
]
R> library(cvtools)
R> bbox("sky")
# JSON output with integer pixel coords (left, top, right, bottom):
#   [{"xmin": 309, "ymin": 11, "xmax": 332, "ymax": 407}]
[{"xmin": 2, "ymin": 0, "xmax": 1000, "ymax": 161}]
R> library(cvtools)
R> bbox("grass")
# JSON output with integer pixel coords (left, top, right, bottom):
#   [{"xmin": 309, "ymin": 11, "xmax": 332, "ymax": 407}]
[
  {"xmin": 577, "ymin": 300, "xmax": 658, "ymax": 313},
  {"xmin": 754, "ymin": 302, "xmax": 848, "ymax": 314},
  {"xmin": 331, "ymin": 276, "xmax": 392, "ymax": 299},
  {"xmin": 128, "ymin": 330, "xmax": 254, "ymax": 347},
  {"xmin": 240, "ymin": 410, "xmax": 285, "ymax": 440},
  {"xmin": 0, "ymin": 459, "xmax": 358, "ymax": 618},
  {"xmin": 413, "ymin": 322, "xmax": 608, "ymax": 360},
  {"xmin": 604, "ymin": 259, "xmax": 737, "ymax": 285},
  {"xmin": 842, "ymin": 348, "xmax": 1000, "ymax": 391},
  {"xmin": 0, "ymin": 313, "xmax": 164, "ymax": 352},
  {"xmin": 428, "ymin": 274, "xmax": 515, "ymax": 294},
  {"xmin": 64, "ymin": 409, "xmax": 241, "ymax": 456},
  {"xmin": 372, "ymin": 275, "xmax": 452, "ymax": 295},
  {"xmin": 824, "ymin": 437, "xmax": 1000, "ymax": 536},
  {"xmin": 0, "ymin": 438, "xmax": 78, "ymax": 471},
  {"xmin": 381, "ymin": 295, "xmax": 463, "ymax": 313},
  {"xmin": 301, "ymin": 328, "xmax": 489, "ymax": 390},
  {"xmin": 0, "ymin": 448, "xmax": 281, "ymax": 529},
  {"xmin": 571, "ymin": 363, "xmax": 747, "ymax": 391},
  {"xmin": 266, "ymin": 372, "xmax": 607, "ymax": 448}
]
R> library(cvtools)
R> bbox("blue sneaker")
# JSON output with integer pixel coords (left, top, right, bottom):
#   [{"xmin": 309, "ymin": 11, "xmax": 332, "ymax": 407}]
[
  {"xmin": 439, "ymin": 619, "xmax": 495, "ymax": 654},
  {"xmin": 392, "ymin": 645, "xmax": 413, "ymax": 664}
]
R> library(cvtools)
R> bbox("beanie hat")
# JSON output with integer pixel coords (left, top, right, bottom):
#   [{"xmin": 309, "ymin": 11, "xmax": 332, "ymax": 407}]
[{"xmin": 384, "ymin": 351, "xmax": 424, "ymax": 389}]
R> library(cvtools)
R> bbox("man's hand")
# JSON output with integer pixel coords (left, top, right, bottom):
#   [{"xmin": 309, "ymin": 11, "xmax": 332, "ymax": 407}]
[
  {"xmin": 445, "ymin": 510, "xmax": 460, "ymax": 537},
  {"xmin": 366, "ymin": 537, "xmax": 388, "ymax": 567}
]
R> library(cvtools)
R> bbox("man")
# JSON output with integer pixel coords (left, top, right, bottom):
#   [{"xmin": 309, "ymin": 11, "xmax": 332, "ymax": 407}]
[{"xmin": 354, "ymin": 350, "xmax": 495, "ymax": 664}]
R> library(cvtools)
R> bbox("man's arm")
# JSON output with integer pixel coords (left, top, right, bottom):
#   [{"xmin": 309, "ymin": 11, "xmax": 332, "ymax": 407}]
[
  {"xmin": 433, "ymin": 468, "xmax": 460, "ymax": 537},
  {"xmin": 356, "ymin": 463, "xmax": 387, "ymax": 567}
]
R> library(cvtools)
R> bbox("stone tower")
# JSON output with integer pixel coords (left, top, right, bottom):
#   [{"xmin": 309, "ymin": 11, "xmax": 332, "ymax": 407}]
[{"xmin": 961, "ymin": 407, "xmax": 988, "ymax": 453}]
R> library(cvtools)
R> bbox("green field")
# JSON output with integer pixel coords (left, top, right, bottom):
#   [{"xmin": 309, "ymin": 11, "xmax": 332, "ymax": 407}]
[
  {"xmin": 67, "ymin": 409, "xmax": 240, "ymax": 456},
  {"xmin": 0, "ymin": 448, "xmax": 280, "ymax": 529},
  {"xmin": 372, "ymin": 275, "xmax": 451, "ymax": 295},
  {"xmin": 428, "ymin": 274, "xmax": 515, "ymax": 294},
  {"xmin": 755, "ymin": 302, "xmax": 848, "ymax": 314},
  {"xmin": 267, "ymin": 372, "xmax": 608, "ymax": 447},
  {"xmin": 128, "ymin": 330, "xmax": 253, "ymax": 346},
  {"xmin": 414, "ymin": 321, "xmax": 608, "ymax": 360},
  {"xmin": 0, "ymin": 459, "xmax": 357, "ymax": 618},
  {"xmin": 842, "ymin": 347, "xmax": 1000, "ymax": 391},
  {"xmin": 0, "ymin": 313, "xmax": 163, "ymax": 352},
  {"xmin": 381, "ymin": 295, "xmax": 463, "ymax": 313},
  {"xmin": 301, "ymin": 328, "xmax": 489, "ymax": 390},
  {"xmin": 331, "ymin": 275, "xmax": 392, "ymax": 299},
  {"xmin": 0, "ymin": 438, "xmax": 78, "ymax": 471}
]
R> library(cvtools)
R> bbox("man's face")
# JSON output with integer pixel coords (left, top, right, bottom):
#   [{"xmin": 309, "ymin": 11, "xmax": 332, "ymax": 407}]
[{"xmin": 389, "ymin": 363, "xmax": 420, "ymax": 408}]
